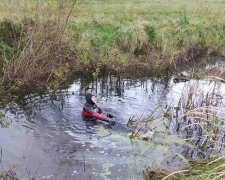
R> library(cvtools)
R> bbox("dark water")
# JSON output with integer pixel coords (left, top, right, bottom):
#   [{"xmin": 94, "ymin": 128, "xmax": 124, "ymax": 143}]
[{"xmin": 1, "ymin": 75, "xmax": 225, "ymax": 179}]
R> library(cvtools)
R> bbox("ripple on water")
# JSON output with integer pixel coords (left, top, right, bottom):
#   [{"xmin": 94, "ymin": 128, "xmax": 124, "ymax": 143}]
[{"xmin": 3, "ymin": 75, "xmax": 214, "ymax": 179}]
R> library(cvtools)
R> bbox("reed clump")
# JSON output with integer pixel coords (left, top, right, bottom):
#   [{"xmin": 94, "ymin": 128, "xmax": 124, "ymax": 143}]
[
  {"xmin": 168, "ymin": 79, "xmax": 225, "ymax": 158},
  {"xmin": 0, "ymin": 0, "xmax": 78, "ymax": 94},
  {"xmin": 142, "ymin": 78, "xmax": 225, "ymax": 179},
  {"xmin": 144, "ymin": 157, "xmax": 225, "ymax": 180}
]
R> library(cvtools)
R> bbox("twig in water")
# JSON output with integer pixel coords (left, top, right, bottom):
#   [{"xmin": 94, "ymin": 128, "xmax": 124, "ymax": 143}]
[
  {"xmin": 0, "ymin": 147, "xmax": 3, "ymax": 171},
  {"xmin": 83, "ymin": 154, "xmax": 85, "ymax": 172}
]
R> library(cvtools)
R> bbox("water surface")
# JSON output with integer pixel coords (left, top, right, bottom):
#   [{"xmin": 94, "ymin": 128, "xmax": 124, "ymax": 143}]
[{"xmin": 1, "ymin": 75, "xmax": 225, "ymax": 179}]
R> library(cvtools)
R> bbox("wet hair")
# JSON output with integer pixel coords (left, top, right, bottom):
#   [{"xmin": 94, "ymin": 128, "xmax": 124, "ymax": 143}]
[{"xmin": 85, "ymin": 93, "xmax": 95, "ymax": 105}]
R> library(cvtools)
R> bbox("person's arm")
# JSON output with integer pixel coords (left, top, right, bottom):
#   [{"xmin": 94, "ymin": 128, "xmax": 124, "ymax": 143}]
[
  {"xmin": 91, "ymin": 112, "xmax": 106, "ymax": 121},
  {"xmin": 85, "ymin": 111, "xmax": 116, "ymax": 125},
  {"xmin": 82, "ymin": 109, "xmax": 105, "ymax": 121},
  {"xmin": 82, "ymin": 104, "xmax": 115, "ymax": 125}
]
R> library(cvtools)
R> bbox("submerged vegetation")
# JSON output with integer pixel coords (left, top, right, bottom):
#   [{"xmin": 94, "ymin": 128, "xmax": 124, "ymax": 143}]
[
  {"xmin": 69, "ymin": 75, "xmax": 225, "ymax": 179},
  {"xmin": 125, "ymin": 77, "xmax": 225, "ymax": 179},
  {"xmin": 0, "ymin": 169, "xmax": 18, "ymax": 180}
]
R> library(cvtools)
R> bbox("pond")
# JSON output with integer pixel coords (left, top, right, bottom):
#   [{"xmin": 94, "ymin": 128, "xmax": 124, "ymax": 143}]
[{"xmin": 1, "ymin": 74, "xmax": 225, "ymax": 179}]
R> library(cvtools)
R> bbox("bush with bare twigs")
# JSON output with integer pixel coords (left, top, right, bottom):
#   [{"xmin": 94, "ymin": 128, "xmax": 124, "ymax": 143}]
[{"xmin": 0, "ymin": 0, "xmax": 78, "ymax": 93}]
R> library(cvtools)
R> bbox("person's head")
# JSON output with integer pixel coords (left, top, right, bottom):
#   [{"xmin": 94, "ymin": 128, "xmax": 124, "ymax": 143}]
[{"xmin": 85, "ymin": 93, "xmax": 97, "ymax": 105}]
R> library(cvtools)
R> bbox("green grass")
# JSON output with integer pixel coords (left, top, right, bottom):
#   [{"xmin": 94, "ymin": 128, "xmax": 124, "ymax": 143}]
[
  {"xmin": 1, "ymin": 0, "xmax": 225, "ymax": 89},
  {"xmin": 1, "ymin": 0, "xmax": 225, "ymax": 61},
  {"xmin": 72, "ymin": 0, "xmax": 225, "ymax": 24},
  {"xmin": 65, "ymin": 0, "xmax": 225, "ymax": 70}
]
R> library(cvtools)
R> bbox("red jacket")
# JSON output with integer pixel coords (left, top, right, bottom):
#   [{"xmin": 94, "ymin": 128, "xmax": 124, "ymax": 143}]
[{"xmin": 82, "ymin": 102, "xmax": 106, "ymax": 121}]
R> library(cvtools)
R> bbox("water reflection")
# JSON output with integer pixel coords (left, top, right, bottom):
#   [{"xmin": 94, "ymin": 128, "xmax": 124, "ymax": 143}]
[
  {"xmin": 1, "ymin": 75, "xmax": 225, "ymax": 179},
  {"xmin": 166, "ymin": 79, "xmax": 225, "ymax": 161}
]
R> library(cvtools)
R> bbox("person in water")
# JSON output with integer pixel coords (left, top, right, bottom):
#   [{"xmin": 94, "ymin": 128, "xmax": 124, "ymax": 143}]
[{"xmin": 82, "ymin": 93, "xmax": 116, "ymax": 125}]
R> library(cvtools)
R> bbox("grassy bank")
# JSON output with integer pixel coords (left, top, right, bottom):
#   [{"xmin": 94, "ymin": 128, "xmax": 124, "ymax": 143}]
[
  {"xmin": 0, "ymin": 0, "xmax": 225, "ymax": 92},
  {"xmin": 69, "ymin": 0, "xmax": 225, "ymax": 73},
  {"xmin": 144, "ymin": 157, "xmax": 225, "ymax": 179}
]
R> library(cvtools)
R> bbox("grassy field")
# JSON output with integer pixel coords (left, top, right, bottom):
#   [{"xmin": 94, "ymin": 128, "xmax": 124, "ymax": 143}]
[
  {"xmin": 0, "ymin": 0, "xmax": 225, "ymax": 91},
  {"xmin": 68, "ymin": 0, "xmax": 225, "ymax": 72},
  {"xmin": 73, "ymin": 0, "xmax": 225, "ymax": 23}
]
